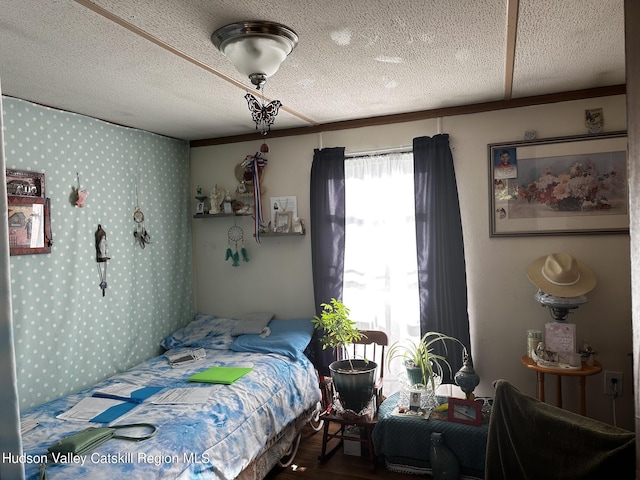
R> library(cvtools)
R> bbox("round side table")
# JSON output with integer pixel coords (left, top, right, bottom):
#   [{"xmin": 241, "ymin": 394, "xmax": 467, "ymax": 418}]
[{"xmin": 520, "ymin": 355, "xmax": 602, "ymax": 415}]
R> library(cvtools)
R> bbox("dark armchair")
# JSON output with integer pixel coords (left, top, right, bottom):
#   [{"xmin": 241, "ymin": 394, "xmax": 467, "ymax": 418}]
[{"xmin": 485, "ymin": 379, "xmax": 635, "ymax": 480}]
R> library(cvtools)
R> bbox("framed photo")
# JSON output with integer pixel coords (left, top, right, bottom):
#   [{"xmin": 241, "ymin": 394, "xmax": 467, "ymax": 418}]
[
  {"xmin": 275, "ymin": 211, "xmax": 292, "ymax": 233},
  {"xmin": 489, "ymin": 132, "xmax": 628, "ymax": 236},
  {"xmin": 195, "ymin": 202, "xmax": 204, "ymax": 214},
  {"xmin": 447, "ymin": 397, "xmax": 482, "ymax": 426},
  {"xmin": 8, "ymin": 197, "xmax": 52, "ymax": 255},
  {"xmin": 6, "ymin": 169, "xmax": 45, "ymax": 198},
  {"xmin": 409, "ymin": 390, "xmax": 421, "ymax": 412},
  {"xmin": 270, "ymin": 196, "xmax": 298, "ymax": 228}
]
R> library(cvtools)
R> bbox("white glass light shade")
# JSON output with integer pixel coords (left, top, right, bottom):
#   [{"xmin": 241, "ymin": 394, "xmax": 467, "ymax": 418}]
[
  {"xmin": 212, "ymin": 21, "xmax": 298, "ymax": 88},
  {"xmin": 220, "ymin": 36, "xmax": 291, "ymax": 78}
]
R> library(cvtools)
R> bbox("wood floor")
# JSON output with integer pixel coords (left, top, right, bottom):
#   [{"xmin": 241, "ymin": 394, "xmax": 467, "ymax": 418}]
[{"xmin": 265, "ymin": 423, "xmax": 432, "ymax": 480}]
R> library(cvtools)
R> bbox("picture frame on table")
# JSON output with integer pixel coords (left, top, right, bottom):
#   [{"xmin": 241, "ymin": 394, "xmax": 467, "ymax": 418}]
[
  {"xmin": 489, "ymin": 132, "xmax": 628, "ymax": 237},
  {"xmin": 447, "ymin": 397, "xmax": 482, "ymax": 426}
]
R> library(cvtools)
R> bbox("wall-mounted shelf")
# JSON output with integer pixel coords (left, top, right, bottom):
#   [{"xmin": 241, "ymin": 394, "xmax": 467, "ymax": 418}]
[
  {"xmin": 193, "ymin": 213, "xmax": 250, "ymax": 219},
  {"xmin": 255, "ymin": 230, "xmax": 305, "ymax": 237}
]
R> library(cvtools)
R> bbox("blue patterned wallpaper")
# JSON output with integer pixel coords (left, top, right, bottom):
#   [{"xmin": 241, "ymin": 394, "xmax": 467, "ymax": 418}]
[{"xmin": 2, "ymin": 97, "xmax": 194, "ymax": 410}]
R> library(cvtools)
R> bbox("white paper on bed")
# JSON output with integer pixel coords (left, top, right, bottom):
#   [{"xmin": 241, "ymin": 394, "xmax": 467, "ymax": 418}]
[
  {"xmin": 20, "ymin": 418, "xmax": 39, "ymax": 435},
  {"xmin": 94, "ymin": 383, "xmax": 146, "ymax": 399},
  {"xmin": 56, "ymin": 397, "xmax": 127, "ymax": 422},
  {"xmin": 152, "ymin": 386, "xmax": 217, "ymax": 404}
]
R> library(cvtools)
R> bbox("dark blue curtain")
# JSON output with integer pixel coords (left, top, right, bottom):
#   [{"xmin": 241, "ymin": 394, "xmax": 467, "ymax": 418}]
[
  {"xmin": 310, "ymin": 147, "xmax": 346, "ymax": 376},
  {"xmin": 413, "ymin": 134, "xmax": 471, "ymax": 381}
]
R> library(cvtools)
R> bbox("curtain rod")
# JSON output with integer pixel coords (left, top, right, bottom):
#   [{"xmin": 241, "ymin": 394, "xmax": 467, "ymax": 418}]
[{"xmin": 345, "ymin": 145, "xmax": 413, "ymax": 158}]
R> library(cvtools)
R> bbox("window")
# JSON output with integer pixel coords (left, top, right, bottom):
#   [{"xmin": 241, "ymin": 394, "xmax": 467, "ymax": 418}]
[{"xmin": 342, "ymin": 152, "xmax": 420, "ymax": 394}]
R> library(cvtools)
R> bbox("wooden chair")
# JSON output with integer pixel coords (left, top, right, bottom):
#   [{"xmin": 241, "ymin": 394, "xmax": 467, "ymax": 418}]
[{"xmin": 317, "ymin": 330, "xmax": 388, "ymax": 470}]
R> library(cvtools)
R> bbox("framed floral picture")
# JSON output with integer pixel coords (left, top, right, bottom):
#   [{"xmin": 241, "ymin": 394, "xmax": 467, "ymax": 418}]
[{"xmin": 489, "ymin": 132, "xmax": 628, "ymax": 236}]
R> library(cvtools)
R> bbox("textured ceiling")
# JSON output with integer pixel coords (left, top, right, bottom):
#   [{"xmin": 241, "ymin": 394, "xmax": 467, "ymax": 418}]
[{"xmin": 0, "ymin": 0, "xmax": 625, "ymax": 142}]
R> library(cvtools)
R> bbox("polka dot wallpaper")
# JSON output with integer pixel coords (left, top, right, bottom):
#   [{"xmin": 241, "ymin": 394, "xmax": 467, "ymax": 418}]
[{"xmin": 2, "ymin": 97, "xmax": 195, "ymax": 411}]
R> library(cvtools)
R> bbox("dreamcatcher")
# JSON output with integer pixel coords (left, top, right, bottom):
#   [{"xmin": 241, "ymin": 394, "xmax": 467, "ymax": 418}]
[
  {"xmin": 245, "ymin": 93, "xmax": 282, "ymax": 136},
  {"xmin": 225, "ymin": 224, "xmax": 249, "ymax": 267},
  {"xmin": 133, "ymin": 207, "xmax": 151, "ymax": 248},
  {"xmin": 133, "ymin": 185, "xmax": 151, "ymax": 249}
]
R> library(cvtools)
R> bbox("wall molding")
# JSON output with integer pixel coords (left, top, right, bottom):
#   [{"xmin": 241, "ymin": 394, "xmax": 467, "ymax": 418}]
[{"xmin": 190, "ymin": 84, "xmax": 626, "ymax": 148}]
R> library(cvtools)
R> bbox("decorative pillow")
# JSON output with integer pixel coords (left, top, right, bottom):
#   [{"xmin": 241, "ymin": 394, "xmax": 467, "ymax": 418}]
[
  {"xmin": 230, "ymin": 318, "xmax": 315, "ymax": 359},
  {"xmin": 160, "ymin": 313, "xmax": 238, "ymax": 350},
  {"xmin": 231, "ymin": 312, "xmax": 275, "ymax": 336}
]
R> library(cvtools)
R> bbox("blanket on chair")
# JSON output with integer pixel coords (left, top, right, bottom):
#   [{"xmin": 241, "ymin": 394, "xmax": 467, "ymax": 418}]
[{"xmin": 485, "ymin": 379, "xmax": 635, "ymax": 480}]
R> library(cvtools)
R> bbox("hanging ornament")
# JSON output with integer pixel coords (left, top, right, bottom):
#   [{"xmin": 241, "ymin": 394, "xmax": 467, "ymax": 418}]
[
  {"xmin": 226, "ymin": 224, "xmax": 248, "ymax": 267},
  {"xmin": 95, "ymin": 224, "xmax": 110, "ymax": 296},
  {"xmin": 132, "ymin": 184, "xmax": 151, "ymax": 249},
  {"xmin": 73, "ymin": 172, "xmax": 89, "ymax": 207},
  {"xmin": 133, "ymin": 207, "xmax": 151, "ymax": 248},
  {"xmin": 241, "ymin": 151, "xmax": 268, "ymax": 243},
  {"xmin": 245, "ymin": 93, "xmax": 281, "ymax": 136}
]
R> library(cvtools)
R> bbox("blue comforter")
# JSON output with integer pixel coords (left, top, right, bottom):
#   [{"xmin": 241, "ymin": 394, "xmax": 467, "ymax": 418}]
[{"xmin": 20, "ymin": 349, "xmax": 321, "ymax": 479}]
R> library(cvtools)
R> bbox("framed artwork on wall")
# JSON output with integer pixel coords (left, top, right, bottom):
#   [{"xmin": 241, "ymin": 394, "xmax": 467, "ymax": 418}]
[
  {"xmin": 7, "ymin": 197, "xmax": 52, "ymax": 255},
  {"xmin": 6, "ymin": 169, "xmax": 52, "ymax": 255},
  {"xmin": 6, "ymin": 168, "xmax": 45, "ymax": 198},
  {"xmin": 489, "ymin": 131, "xmax": 628, "ymax": 237}
]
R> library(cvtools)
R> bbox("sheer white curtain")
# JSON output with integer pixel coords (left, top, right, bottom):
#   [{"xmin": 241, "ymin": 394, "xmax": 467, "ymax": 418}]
[{"xmin": 343, "ymin": 152, "xmax": 420, "ymax": 395}]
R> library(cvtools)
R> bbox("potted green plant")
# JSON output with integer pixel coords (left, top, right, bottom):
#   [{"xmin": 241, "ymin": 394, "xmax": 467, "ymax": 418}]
[
  {"xmin": 312, "ymin": 298, "xmax": 377, "ymax": 413},
  {"xmin": 387, "ymin": 331, "xmax": 464, "ymax": 391}
]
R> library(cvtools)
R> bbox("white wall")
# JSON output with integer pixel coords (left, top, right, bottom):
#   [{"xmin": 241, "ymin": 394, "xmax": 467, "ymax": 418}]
[{"xmin": 190, "ymin": 94, "xmax": 633, "ymax": 429}]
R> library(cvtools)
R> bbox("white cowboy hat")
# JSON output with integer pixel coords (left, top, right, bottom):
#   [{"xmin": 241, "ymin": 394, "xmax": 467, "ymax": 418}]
[{"xmin": 526, "ymin": 252, "xmax": 596, "ymax": 297}]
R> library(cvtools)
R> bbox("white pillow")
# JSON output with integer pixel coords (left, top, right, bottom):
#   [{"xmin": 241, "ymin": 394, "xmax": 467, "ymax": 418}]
[{"xmin": 231, "ymin": 312, "xmax": 275, "ymax": 336}]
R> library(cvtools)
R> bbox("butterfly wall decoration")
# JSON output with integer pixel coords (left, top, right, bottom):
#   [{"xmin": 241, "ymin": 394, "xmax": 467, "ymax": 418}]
[{"xmin": 245, "ymin": 93, "xmax": 282, "ymax": 135}]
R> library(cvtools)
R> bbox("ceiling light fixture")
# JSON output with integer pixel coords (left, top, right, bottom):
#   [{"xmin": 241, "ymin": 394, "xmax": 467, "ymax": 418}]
[
  {"xmin": 212, "ymin": 21, "xmax": 298, "ymax": 90},
  {"xmin": 212, "ymin": 21, "xmax": 298, "ymax": 135}
]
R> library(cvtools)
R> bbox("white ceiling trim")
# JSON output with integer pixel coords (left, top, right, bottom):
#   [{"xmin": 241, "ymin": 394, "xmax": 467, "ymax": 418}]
[
  {"xmin": 0, "ymin": 0, "xmax": 625, "ymax": 141},
  {"xmin": 73, "ymin": 0, "xmax": 317, "ymax": 127},
  {"xmin": 504, "ymin": 0, "xmax": 520, "ymax": 99}
]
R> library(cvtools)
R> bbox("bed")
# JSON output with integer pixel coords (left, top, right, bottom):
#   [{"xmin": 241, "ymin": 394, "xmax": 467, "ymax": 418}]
[{"xmin": 19, "ymin": 313, "xmax": 322, "ymax": 480}]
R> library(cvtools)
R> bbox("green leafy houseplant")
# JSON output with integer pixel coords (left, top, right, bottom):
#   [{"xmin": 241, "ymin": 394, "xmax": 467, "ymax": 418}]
[
  {"xmin": 312, "ymin": 298, "xmax": 363, "ymax": 370},
  {"xmin": 312, "ymin": 299, "xmax": 378, "ymax": 413},
  {"xmin": 387, "ymin": 331, "xmax": 464, "ymax": 390}
]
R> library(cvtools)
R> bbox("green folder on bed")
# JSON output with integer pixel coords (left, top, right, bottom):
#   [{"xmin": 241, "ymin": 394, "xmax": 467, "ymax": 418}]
[{"xmin": 188, "ymin": 366, "xmax": 252, "ymax": 385}]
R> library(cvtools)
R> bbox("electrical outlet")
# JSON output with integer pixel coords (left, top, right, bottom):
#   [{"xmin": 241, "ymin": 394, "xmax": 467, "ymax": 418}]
[{"xmin": 604, "ymin": 371, "xmax": 623, "ymax": 396}]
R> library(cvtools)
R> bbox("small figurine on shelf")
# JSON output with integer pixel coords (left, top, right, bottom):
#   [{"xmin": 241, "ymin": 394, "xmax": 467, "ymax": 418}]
[
  {"xmin": 210, "ymin": 184, "xmax": 225, "ymax": 214},
  {"xmin": 293, "ymin": 217, "xmax": 304, "ymax": 234}
]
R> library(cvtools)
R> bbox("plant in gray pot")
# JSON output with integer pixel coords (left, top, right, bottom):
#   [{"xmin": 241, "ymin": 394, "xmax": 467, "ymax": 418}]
[
  {"xmin": 312, "ymin": 298, "xmax": 377, "ymax": 414},
  {"xmin": 387, "ymin": 331, "xmax": 464, "ymax": 392}
]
